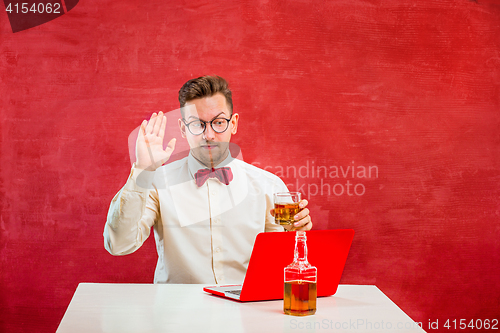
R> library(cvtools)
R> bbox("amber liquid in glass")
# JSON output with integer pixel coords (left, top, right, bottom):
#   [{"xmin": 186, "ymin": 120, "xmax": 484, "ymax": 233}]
[
  {"xmin": 275, "ymin": 202, "xmax": 300, "ymax": 225},
  {"xmin": 283, "ymin": 280, "xmax": 317, "ymax": 316}
]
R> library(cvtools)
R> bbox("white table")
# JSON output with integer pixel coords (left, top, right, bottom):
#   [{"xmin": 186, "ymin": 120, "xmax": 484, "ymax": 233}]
[{"xmin": 56, "ymin": 283, "xmax": 426, "ymax": 333}]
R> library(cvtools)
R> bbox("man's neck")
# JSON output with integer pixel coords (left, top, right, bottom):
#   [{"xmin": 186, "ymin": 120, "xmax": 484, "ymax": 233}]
[{"xmin": 193, "ymin": 151, "xmax": 230, "ymax": 169}]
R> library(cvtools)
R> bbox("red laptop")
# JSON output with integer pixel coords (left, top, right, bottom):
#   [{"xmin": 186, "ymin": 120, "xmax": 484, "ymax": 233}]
[{"xmin": 203, "ymin": 229, "xmax": 354, "ymax": 302}]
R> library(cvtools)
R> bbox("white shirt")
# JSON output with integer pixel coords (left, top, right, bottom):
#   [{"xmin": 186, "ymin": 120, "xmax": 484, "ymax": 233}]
[{"xmin": 104, "ymin": 153, "xmax": 287, "ymax": 284}]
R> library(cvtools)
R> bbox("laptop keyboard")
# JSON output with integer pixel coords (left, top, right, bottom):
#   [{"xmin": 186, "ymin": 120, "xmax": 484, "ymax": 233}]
[{"xmin": 225, "ymin": 290, "xmax": 242, "ymax": 296}]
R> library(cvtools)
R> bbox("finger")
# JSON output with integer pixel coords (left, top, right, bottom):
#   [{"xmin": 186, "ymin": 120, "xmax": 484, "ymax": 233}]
[
  {"xmin": 153, "ymin": 111, "xmax": 163, "ymax": 136},
  {"xmin": 294, "ymin": 212, "xmax": 312, "ymax": 229},
  {"xmin": 158, "ymin": 113, "xmax": 167, "ymax": 140},
  {"xmin": 294, "ymin": 220, "xmax": 312, "ymax": 231},
  {"xmin": 299, "ymin": 199, "xmax": 308, "ymax": 209},
  {"xmin": 146, "ymin": 113, "xmax": 158, "ymax": 134},
  {"xmin": 139, "ymin": 120, "xmax": 147, "ymax": 137},
  {"xmin": 138, "ymin": 120, "xmax": 150, "ymax": 145},
  {"xmin": 294, "ymin": 212, "xmax": 311, "ymax": 228},
  {"xmin": 293, "ymin": 208, "xmax": 310, "ymax": 222}
]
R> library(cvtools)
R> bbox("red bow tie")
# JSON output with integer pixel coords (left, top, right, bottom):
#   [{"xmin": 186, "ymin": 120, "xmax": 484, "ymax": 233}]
[{"xmin": 194, "ymin": 167, "xmax": 233, "ymax": 187}]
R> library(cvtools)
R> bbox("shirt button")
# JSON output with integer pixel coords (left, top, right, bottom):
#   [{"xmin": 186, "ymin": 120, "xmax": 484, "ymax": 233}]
[
  {"xmin": 215, "ymin": 248, "xmax": 221, "ymax": 253},
  {"xmin": 211, "ymin": 192, "xmax": 216, "ymax": 196}
]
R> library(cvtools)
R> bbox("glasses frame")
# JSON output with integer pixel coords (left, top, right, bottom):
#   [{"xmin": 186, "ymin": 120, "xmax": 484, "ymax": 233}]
[{"xmin": 182, "ymin": 114, "xmax": 233, "ymax": 136}]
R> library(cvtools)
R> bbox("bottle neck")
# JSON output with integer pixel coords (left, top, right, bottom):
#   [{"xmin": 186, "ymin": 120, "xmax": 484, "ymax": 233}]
[{"xmin": 293, "ymin": 231, "xmax": 308, "ymax": 263}]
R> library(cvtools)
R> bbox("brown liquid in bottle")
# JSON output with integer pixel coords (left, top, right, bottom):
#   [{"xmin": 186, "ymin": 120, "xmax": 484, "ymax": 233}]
[
  {"xmin": 284, "ymin": 280, "xmax": 317, "ymax": 316},
  {"xmin": 284, "ymin": 231, "xmax": 317, "ymax": 316}
]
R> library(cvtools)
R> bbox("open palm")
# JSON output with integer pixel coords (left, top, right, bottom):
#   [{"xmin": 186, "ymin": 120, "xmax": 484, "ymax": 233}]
[{"xmin": 135, "ymin": 111, "xmax": 176, "ymax": 171}]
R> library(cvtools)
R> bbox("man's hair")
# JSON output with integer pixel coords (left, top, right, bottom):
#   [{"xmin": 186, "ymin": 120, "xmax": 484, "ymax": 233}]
[{"xmin": 178, "ymin": 75, "xmax": 233, "ymax": 118}]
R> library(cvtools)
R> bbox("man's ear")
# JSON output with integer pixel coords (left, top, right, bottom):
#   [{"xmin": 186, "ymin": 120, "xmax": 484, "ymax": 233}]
[
  {"xmin": 231, "ymin": 113, "xmax": 239, "ymax": 135},
  {"xmin": 178, "ymin": 118, "xmax": 187, "ymax": 138}
]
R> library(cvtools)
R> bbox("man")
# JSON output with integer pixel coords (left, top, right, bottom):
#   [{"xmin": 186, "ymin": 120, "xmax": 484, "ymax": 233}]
[{"xmin": 104, "ymin": 75, "xmax": 312, "ymax": 284}]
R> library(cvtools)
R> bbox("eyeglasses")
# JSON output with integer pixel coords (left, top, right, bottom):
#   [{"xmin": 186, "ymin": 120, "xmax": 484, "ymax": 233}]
[{"xmin": 182, "ymin": 115, "xmax": 233, "ymax": 136}]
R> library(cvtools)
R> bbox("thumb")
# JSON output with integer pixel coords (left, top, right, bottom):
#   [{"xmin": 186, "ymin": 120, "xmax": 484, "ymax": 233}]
[
  {"xmin": 166, "ymin": 138, "xmax": 176, "ymax": 152},
  {"xmin": 158, "ymin": 138, "xmax": 177, "ymax": 167}
]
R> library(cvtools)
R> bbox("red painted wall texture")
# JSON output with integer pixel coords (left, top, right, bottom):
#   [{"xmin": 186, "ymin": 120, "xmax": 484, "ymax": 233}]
[{"xmin": 1, "ymin": 0, "xmax": 499, "ymax": 332}]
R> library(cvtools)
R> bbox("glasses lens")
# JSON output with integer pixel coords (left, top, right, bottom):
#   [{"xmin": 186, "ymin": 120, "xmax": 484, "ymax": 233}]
[
  {"xmin": 211, "ymin": 118, "xmax": 229, "ymax": 133},
  {"xmin": 188, "ymin": 120, "xmax": 205, "ymax": 135}
]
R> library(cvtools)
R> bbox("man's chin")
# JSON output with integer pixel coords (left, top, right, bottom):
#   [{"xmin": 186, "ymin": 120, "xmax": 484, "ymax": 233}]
[{"xmin": 191, "ymin": 147, "xmax": 227, "ymax": 167}]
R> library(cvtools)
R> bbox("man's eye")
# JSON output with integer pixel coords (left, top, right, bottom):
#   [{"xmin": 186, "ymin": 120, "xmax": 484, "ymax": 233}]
[{"xmin": 191, "ymin": 122, "xmax": 202, "ymax": 128}]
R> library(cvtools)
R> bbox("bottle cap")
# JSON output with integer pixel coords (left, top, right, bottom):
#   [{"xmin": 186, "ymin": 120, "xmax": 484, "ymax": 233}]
[{"xmin": 295, "ymin": 230, "xmax": 306, "ymax": 238}]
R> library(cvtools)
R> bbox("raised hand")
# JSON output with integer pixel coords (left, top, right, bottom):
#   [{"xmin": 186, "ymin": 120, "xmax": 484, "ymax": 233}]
[{"xmin": 135, "ymin": 111, "xmax": 176, "ymax": 171}]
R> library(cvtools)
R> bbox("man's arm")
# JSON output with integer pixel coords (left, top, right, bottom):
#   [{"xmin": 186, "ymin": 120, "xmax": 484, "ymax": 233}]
[
  {"xmin": 103, "ymin": 111, "xmax": 176, "ymax": 255},
  {"xmin": 103, "ymin": 167, "xmax": 159, "ymax": 255}
]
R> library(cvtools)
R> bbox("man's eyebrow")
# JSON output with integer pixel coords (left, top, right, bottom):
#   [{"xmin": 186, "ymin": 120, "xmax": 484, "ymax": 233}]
[{"xmin": 187, "ymin": 112, "xmax": 225, "ymax": 121}]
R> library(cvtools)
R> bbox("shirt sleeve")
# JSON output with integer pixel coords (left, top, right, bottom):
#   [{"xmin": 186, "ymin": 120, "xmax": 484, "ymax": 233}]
[{"xmin": 103, "ymin": 165, "xmax": 159, "ymax": 255}]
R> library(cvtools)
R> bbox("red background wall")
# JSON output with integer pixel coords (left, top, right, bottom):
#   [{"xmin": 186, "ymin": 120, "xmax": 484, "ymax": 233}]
[{"xmin": 1, "ymin": 0, "xmax": 499, "ymax": 332}]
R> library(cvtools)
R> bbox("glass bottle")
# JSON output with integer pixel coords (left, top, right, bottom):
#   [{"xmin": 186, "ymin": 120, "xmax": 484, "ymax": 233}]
[{"xmin": 283, "ymin": 231, "xmax": 317, "ymax": 316}]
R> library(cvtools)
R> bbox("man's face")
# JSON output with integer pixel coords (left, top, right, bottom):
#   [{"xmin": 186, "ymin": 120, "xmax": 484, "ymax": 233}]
[{"xmin": 179, "ymin": 93, "xmax": 239, "ymax": 168}]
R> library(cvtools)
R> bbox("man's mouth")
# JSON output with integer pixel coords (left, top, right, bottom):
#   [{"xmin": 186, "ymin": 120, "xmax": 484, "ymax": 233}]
[{"xmin": 201, "ymin": 144, "xmax": 218, "ymax": 150}]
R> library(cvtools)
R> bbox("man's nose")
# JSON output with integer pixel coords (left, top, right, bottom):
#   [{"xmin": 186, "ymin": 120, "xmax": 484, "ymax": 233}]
[{"xmin": 202, "ymin": 123, "xmax": 216, "ymax": 141}]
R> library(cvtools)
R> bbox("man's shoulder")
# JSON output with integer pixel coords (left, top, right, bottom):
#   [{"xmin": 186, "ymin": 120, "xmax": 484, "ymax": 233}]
[{"xmin": 233, "ymin": 159, "xmax": 282, "ymax": 182}]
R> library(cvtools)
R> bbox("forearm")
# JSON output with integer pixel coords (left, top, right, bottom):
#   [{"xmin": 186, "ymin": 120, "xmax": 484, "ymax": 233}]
[{"xmin": 104, "ymin": 167, "xmax": 158, "ymax": 255}]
